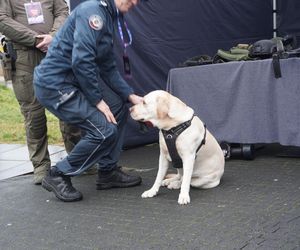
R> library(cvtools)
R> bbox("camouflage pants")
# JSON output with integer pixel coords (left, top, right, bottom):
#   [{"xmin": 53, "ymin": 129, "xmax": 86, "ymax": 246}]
[{"xmin": 12, "ymin": 48, "xmax": 81, "ymax": 177}]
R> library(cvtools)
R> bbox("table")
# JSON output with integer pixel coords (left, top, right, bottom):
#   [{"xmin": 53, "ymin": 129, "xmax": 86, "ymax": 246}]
[{"xmin": 167, "ymin": 58, "xmax": 300, "ymax": 147}]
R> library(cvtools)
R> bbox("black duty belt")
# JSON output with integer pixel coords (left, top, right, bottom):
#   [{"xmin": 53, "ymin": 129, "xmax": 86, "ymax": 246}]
[{"xmin": 161, "ymin": 116, "xmax": 206, "ymax": 168}]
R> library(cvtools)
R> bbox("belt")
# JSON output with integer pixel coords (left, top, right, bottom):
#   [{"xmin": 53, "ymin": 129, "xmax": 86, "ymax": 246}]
[{"xmin": 13, "ymin": 43, "xmax": 34, "ymax": 51}]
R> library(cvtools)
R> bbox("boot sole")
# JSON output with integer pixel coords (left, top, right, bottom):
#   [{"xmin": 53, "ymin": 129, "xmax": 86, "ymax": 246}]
[
  {"xmin": 42, "ymin": 179, "xmax": 82, "ymax": 202},
  {"xmin": 96, "ymin": 179, "xmax": 142, "ymax": 190}
]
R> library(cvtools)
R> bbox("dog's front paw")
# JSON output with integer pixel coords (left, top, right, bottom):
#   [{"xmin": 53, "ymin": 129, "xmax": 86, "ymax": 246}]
[
  {"xmin": 141, "ymin": 188, "xmax": 158, "ymax": 198},
  {"xmin": 178, "ymin": 192, "xmax": 190, "ymax": 205}
]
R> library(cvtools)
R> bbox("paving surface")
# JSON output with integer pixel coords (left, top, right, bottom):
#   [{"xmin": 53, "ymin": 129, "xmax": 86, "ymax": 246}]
[
  {"xmin": 0, "ymin": 143, "xmax": 299, "ymax": 250},
  {"xmin": 0, "ymin": 144, "xmax": 67, "ymax": 181}
]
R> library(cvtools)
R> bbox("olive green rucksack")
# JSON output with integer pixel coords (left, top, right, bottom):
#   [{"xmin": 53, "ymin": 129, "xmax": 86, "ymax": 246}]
[{"xmin": 213, "ymin": 44, "xmax": 252, "ymax": 63}]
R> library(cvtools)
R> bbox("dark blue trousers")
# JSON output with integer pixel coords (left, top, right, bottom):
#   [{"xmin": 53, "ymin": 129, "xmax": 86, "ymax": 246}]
[{"xmin": 34, "ymin": 83, "xmax": 128, "ymax": 176}]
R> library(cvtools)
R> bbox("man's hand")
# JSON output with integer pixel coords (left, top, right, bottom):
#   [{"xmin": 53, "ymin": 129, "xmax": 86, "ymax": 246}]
[
  {"xmin": 128, "ymin": 94, "xmax": 144, "ymax": 105},
  {"xmin": 96, "ymin": 100, "xmax": 117, "ymax": 124},
  {"xmin": 35, "ymin": 34, "xmax": 53, "ymax": 53}
]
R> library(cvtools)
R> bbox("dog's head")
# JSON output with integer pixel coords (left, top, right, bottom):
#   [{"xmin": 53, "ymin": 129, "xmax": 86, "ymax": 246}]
[{"xmin": 130, "ymin": 90, "xmax": 194, "ymax": 130}]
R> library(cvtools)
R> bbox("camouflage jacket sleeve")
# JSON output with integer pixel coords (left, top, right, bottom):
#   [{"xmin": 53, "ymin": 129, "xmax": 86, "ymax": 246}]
[
  {"xmin": 0, "ymin": 0, "xmax": 38, "ymax": 47},
  {"xmin": 49, "ymin": 0, "xmax": 69, "ymax": 36}
]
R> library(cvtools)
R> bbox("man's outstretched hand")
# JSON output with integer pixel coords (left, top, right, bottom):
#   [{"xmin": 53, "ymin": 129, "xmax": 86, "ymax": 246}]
[
  {"xmin": 96, "ymin": 94, "xmax": 143, "ymax": 124},
  {"xmin": 128, "ymin": 94, "xmax": 144, "ymax": 105}
]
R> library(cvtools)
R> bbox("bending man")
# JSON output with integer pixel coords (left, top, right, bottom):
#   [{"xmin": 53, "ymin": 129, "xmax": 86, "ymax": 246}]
[{"xmin": 34, "ymin": 0, "xmax": 144, "ymax": 202}]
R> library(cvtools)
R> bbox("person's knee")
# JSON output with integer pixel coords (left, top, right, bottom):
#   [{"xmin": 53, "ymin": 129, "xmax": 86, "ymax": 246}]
[
  {"xmin": 89, "ymin": 123, "xmax": 118, "ymax": 144},
  {"xmin": 104, "ymin": 124, "xmax": 118, "ymax": 143}
]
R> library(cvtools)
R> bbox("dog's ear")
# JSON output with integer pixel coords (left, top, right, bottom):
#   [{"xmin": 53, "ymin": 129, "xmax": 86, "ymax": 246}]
[
  {"xmin": 168, "ymin": 98, "xmax": 184, "ymax": 119},
  {"xmin": 156, "ymin": 96, "xmax": 169, "ymax": 119},
  {"xmin": 168, "ymin": 100, "xmax": 178, "ymax": 119}
]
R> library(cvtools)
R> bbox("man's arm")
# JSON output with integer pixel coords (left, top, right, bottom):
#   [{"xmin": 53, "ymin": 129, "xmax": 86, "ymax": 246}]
[
  {"xmin": 100, "ymin": 51, "xmax": 134, "ymax": 102},
  {"xmin": 49, "ymin": 0, "xmax": 69, "ymax": 36},
  {"xmin": 0, "ymin": 0, "xmax": 38, "ymax": 47},
  {"xmin": 71, "ymin": 6, "xmax": 105, "ymax": 106}
]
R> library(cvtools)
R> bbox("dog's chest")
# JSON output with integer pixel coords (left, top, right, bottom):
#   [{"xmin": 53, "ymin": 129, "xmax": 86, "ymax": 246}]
[
  {"xmin": 159, "ymin": 118, "xmax": 207, "ymax": 168},
  {"xmin": 160, "ymin": 131, "xmax": 185, "ymax": 168},
  {"xmin": 160, "ymin": 138, "xmax": 173, "ymax": 161}
]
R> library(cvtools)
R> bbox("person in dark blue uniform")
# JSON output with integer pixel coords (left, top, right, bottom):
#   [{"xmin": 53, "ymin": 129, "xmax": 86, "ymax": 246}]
[{"xmin": 34, "ymin": 0, "xmax": 144, "ymax": 202}]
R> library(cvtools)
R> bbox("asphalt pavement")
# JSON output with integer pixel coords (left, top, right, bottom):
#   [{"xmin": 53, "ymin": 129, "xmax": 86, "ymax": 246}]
[{"xmin": 0, "ymin": 143, "xmax": 299, "ymax": 250}]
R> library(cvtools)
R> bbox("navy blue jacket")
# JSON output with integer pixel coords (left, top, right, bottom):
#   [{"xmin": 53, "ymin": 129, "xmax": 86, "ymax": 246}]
[{"xmin": 34, "ymin": 0, "xmax": 134, "ymax": 106}]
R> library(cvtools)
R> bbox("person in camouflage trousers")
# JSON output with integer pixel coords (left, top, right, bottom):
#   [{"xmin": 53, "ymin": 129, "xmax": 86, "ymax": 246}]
[{"xmin": 0, "ymin": 0, "xmax": 81, "ymax": 184}]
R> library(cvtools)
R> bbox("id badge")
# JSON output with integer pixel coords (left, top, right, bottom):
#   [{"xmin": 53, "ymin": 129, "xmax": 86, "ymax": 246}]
[
  {"xmin": 123, "ymin": 54, "xmax": 131, "ymax": 78},
  {"xmin": 24, "ymin": 2, "xmax": 45, "ymax": 25}
]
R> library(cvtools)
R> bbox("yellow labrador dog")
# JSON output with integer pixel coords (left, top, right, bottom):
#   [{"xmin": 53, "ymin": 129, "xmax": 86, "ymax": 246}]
[{"xmin": 130, "ymin": 90, "xmax": 224, "ymax": 205}]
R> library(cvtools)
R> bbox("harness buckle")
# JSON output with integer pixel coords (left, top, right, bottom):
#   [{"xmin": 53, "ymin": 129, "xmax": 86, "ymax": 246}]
[{"xmin": 166, "ymin": 134, "xmax": 173, "ymax": 139}]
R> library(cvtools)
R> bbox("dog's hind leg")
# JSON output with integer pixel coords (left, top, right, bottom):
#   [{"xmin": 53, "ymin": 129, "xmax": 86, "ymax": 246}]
[
  {"xmin": 191, "ymin": 176, "xmax": 221, "ymax": 189},
  {"xmin": 167, "ymin": 179, "xmax": 182, "ymax": 189},
  {"xmin": 162, "ymin": 169, "xmax": 182, "ymax": 189},
  {"xmin": 142, "ymin": 154, "xmax": 169, "ymax": 198},
  {"xmin": 162, "ymin": 169, "xmax": 181, "ymax": 186}
]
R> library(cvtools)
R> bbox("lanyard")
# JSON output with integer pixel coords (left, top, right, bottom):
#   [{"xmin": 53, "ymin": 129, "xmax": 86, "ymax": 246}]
[
  {"xmin": 116, "ymin": 10, "xmax": 132, "ymax": 77},
  {"xmin": 117, "ymin": 10, "xmax": 132, "ymax": 54}
]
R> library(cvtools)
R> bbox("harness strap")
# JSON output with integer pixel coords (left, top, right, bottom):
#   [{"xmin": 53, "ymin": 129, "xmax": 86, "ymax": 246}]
[
  {"xmin": 162, "ymin": 116, "xmax": 206, "ymax": 169},
  {"xmin": 196, "ymin": 123, "xmax": 206, "ymax": 153},
  {"xmin": 162, "ymin": 129, "xmax": 182, "ymax": 168}
]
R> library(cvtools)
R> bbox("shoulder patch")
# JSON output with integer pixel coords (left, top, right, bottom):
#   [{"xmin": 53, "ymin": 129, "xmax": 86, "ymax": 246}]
[{"xmin": 89, "ymin": 15, "xmax": 103, "ymax": 31}]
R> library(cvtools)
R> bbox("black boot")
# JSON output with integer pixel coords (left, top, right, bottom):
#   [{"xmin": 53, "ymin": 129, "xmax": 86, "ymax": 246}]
[
  {"xmin": 42, "ymin": 166, "xmax": 83, "ymax": 202},
  {"xmin": 96, "ymin": 166, "xmax": 142, "ymax": 190}
]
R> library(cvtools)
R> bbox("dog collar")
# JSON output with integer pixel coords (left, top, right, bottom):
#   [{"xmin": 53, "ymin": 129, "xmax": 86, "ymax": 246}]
[
  {"xmin": 162, "ymin": 115, "xmax": 206, "ymax": 169},
  {"xmin": 162, "ymin": 116, "xmax": 194, "ymax": 137}
]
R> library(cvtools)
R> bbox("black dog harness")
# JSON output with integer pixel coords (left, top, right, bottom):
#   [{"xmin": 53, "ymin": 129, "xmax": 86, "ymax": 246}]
[{"xmin": 161, "ymin": 116, "xmax": 207, "ymax": 168}]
